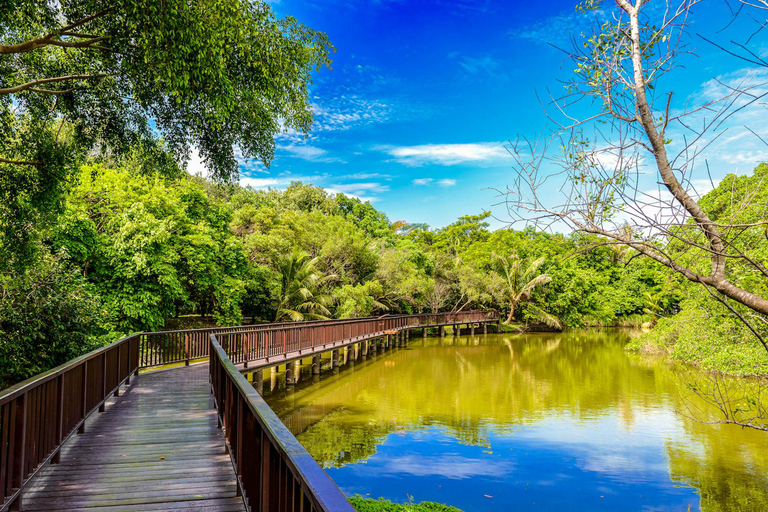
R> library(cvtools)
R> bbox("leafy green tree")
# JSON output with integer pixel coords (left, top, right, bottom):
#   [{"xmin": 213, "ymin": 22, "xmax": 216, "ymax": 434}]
[
  {"xmin": 336, "ymin": 194, "xmax": 393, "ymax": 240},
  {"xmin": 491, "ymin": 252, "xmax": 560, "ymax": 328},
  {"xmin": 273, "ymin": 248, "xmax": 334, "ymax": 322},
  {"xmin": 334, "ymin": 281, "xmax": 387, "ymax": 318},
  {"xmin": 54, "ymin": 164, "xmax": 249, "ymax": 331},
  {"xmin": 0, "ymin": 0, "xmax": 332, "ymax": 268},
  {"xmin": 0, "ymin": 252, "xmax": 110, "ymax": 387}
]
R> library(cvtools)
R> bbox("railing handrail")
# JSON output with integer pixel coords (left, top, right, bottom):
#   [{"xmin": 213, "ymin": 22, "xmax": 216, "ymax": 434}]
[
  {"xmin": 210, "ymin": 335, "xmax": 355, "ymax": 512},
  {"xmin": 207, "ymin": 310, "xmax": 499, "ymax": 510},
  {"xmin": 0, "ymin": 334, "xmax": 138, "ymax": 406},
  {"xmin": 219, "ymin": 311, "xmax": 495, "ymax": 337}
]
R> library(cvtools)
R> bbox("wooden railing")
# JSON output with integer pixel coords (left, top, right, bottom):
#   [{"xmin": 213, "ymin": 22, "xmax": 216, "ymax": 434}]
[
  {"xmin": 0, "ymin": 310, "xmax": 497, "ymax": 511},
  {"xmin": 0, "ymin": 335, "xmax": 140, "ymax": 510},
  {"xmin": 138, "ymin": 311, "xmax": 496, "ymax": 369},
  {"xmin": 215, "ymin": 311, "xmax": 496, "ymax": 366},
  {"xmin": 210, "ymin": 335, "xmax": 355, "ymax": 512},
  {"xmin": 208, "ymin": 310, "xmax": 497, "ymax": 512}
]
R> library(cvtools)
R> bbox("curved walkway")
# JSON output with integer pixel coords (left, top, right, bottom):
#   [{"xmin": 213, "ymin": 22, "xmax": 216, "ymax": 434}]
[{"xmin": 20, "ymin": 365, "xmax": 245, "ymax": 512}]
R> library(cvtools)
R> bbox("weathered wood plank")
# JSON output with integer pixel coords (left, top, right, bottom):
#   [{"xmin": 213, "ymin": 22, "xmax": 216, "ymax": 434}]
[{"xmin": 21, "ymin": 365, "xmax": 245, "ymax": 512}]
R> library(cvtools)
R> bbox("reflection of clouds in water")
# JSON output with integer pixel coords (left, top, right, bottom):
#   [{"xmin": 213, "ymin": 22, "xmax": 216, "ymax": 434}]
[
  {"xmin": 515, "ymin": 410, "xmax": 694, "ymax": 482},
  {"xmin": 377, "ymin": 454, "xmax": 514, "ymax": 480},
  {"xmin": 580, "ymin": 453, "xmax": 669, "ymax": 479}
]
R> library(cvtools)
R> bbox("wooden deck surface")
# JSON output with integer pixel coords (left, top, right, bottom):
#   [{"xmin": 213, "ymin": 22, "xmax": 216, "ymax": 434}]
[{"xmin": 21, "ymin": 365, "xmax": 246, "ymax": 512}]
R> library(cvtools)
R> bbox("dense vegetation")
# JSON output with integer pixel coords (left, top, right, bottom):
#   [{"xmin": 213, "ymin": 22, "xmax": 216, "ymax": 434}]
[
  {"xmin": 627, "ymin": 164, "xmax": 768, "ymax": 376},
  {"xmin": 0, "ymin": 149, "xmax": 680, "ymax": 386}
]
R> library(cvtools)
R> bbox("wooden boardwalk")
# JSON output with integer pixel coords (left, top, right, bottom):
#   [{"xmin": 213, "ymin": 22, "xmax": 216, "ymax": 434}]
[{"xmin": 20, "ymin": 365, "xmax": 245, "ymax": 512}]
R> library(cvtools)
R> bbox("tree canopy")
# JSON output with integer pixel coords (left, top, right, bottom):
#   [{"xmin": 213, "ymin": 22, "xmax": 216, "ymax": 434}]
[{"xmin": 0, "ymin": 0, "xmax": 333, "ymax": 269}]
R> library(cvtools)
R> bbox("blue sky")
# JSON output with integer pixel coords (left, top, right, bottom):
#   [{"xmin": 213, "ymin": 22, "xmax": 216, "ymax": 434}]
[{"xmin": 190, "ymin": 0, "xmax": 768, "ymax": 229}]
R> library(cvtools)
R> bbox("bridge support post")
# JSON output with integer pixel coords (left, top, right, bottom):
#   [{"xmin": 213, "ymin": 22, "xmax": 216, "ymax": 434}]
[
  {"xmin": 439, "ymin": 325, "xmax": 445, "ymax": 337},
  {"xmin": 483, "ymin": 323, "xmax": 487, "ymax": 335},
  {"xmin": 422, "ymin": 327, "xmax": 427, "ymax": 338},
  {"xmin": 471, "ymin": 324, "xmax": 475, "ymax": 336},
  {"xmin": 332, "ymin": 349, "xmax": 339, "ymax": 369},
  {"xmin": 312, "ymin": 355, "xmax": 321, "ymax": 375},
  {"xmin": 454, "ymin": 325, "xmax": 458, "ymax": 337},
  {"xmin": 254, "ymin": 370, "xmax": 264, "ymax": 394}
]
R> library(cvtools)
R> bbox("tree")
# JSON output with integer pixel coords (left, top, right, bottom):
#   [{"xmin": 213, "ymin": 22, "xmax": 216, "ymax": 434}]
[
  {"xmin": 491, "ymin": 252, "xmax": 560, "ymax": 329},
  {"xmin": 501, "ymin": 0, "xmax": 767, "ymax": 347},
  {"xmin": 0, "ymin": 252, "xmax": 110, "ymax": 387},
  {"xmin": 273, "ymin": 248, "xmax": 334, "ymax": 322},
  {"xmin": 0, "ymin": 0, "xmax": 333, "ymax": 268}
]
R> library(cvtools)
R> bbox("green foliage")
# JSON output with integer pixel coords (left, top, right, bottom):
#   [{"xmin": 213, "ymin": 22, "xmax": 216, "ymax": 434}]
[
  {"xmin": 335, "ymin": 281, "xmax": 387, "ymax": 318},
  {"xmin": 628, "ymin": 165, "xmax": 768, "ymax": 374},
  {"xmin": 273, "ymin": 248, "xmax": 334, "ymax": 322},
  {"xmin": 627, "ymin": 298, "xmax": 768, "ymax": 376},
  {"xmin": 54, "ymin": 163, "xmax": 248, "ymax": 332},
  {"xmin": 349, "ymin": 497, "xmax": 464, "ymax": 512},
  {"xmin": 1, "ymin": 0, "xmax": 333, "ymax": 268},
  {"xmin": 5, "ymin": 160, "xmax": 765, "ymax": 387},
  {"xmin": 0, "ymin": 252, "xmax": 111, "ymax": 388}
]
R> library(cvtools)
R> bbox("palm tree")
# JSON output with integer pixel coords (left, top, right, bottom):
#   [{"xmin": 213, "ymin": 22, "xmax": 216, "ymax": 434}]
[
  {"xmin": 492, "ymin": 252, "xmax": 561, "ymax": 329},
  {"xmin": 273, "ymin": 248, "xmax": 335, "ymax": 322}
]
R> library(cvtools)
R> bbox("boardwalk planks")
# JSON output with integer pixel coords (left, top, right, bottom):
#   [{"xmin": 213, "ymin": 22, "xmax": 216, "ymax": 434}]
[{"xmin": 21, "ymin": 366, "xmax": 246, "ymax": 512}]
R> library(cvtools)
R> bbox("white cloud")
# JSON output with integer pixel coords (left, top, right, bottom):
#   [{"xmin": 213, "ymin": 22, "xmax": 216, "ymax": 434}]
[
  {"xmin": 458, "ymin": 55, "xmax": 499, "ymax": 75},
  {"xmin": 412, "ymin": 177, "xmax": 457, "ymax": 187},
  {"xmin": 311, "ymin": 98, "xmax": 392, "ymax": 132},
  {"xmin": 324, "ymin": 187, "xmax": 379, "ymax": 203},
  {"xmin": 378, "ymin": 142, "xmax": 508, "ymax": 167},
  {"xmin": 281, "ymin": 144, "xmax": 340, "ymax": 163},
  {"xmin": 239, "ymin": 177, "xmax": 279, "ymax": 188},
  {"xmin": 330, "ymin": 182, "xmax": 390, "ymax": 193}
]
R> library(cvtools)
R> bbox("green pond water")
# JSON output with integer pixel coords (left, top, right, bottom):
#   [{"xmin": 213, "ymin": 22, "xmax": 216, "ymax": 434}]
[{"xmin": 256, "ymin": 331, "xmax": 768, "ymax": 512}]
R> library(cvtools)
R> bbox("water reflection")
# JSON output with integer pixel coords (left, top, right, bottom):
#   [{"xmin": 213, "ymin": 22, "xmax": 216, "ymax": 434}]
[{"xmin": 260, "ymin": 332, "xmax": 768, "ymax": 512}]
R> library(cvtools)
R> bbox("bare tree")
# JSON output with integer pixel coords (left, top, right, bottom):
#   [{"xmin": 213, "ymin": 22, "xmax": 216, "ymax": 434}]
[{"xmin": 498, "ymin": 0, "xmax": 768, "ymax": 348}]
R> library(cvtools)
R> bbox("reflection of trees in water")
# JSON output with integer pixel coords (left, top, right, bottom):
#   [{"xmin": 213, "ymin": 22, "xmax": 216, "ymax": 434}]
[
  {"xmin": 664, "ymin": 370, "xmax": 768, "ymax": 512},
  {"xmin": 265, "ymin": 333, "xmax": 768, "ymax": 509},
  {"xmin": 297, "ymin": 410, "xmax": 395, "ymax": 468}
]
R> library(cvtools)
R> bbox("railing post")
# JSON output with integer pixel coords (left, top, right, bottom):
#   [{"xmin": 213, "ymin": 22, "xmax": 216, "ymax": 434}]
[
  {"xmin": 9, "ymin": 394, "xmax": 27, "ymax": 512},
  {"xmin": 236, "ymin": 396, "xmax": 243, "ymax": 497},
  {"xmin": 52, "ymin": 375, "xmax": 64, "ymax": 464},
  {"xmin": 185, "ymin": 333, "xmax": 190, "ymax": 366},
  {"xmin": 78, "ymin": 363, "xmax": 87, "ymax": 434},
  {"xmin": 115, "ymin": 344, "xmax": 122, "ymax": 397},
  {"xmin": 99, "ymin": 353, "xmax": 107, "ymax": 412}
]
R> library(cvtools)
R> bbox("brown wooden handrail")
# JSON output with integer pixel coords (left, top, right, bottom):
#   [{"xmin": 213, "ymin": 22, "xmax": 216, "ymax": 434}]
[
  {"xmin": 0, "ymin": 310, "xmax": 498, "ymax": 511},
  {"xmin": 0, "ymin": 334, "xmax": 140, "ymax": 511},
  {"xmin": 210, "ymin": 334, "xmax": 356, "ymax": 512},
  {"xmin": 208, "ymin": 310, "xmax": 498, "ymax": 511},
  {"xmin": 138, "ymin": 310, "xmax": 497, "ymax": 369}
]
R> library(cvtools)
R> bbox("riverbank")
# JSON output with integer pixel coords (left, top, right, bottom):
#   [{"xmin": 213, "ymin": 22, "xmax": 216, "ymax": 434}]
[{"xmin": 625, "ymin": 303, "xmax": 768, "ymax": 377}]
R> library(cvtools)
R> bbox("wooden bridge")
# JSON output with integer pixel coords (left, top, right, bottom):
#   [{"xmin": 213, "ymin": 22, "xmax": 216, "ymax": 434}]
[{"xmin": 0, "ymin": 311, "xmax": 498, "ymax": 512}]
